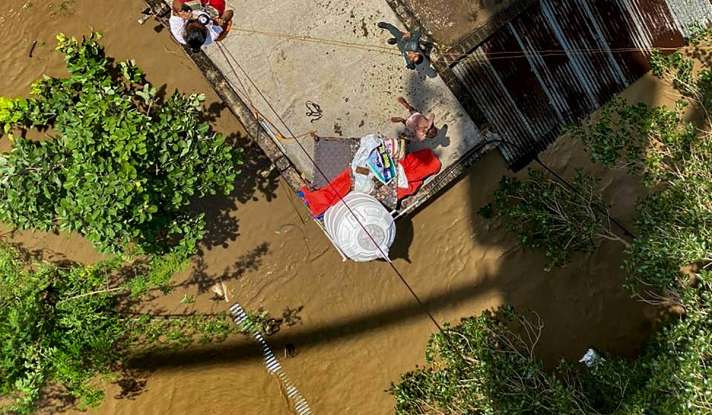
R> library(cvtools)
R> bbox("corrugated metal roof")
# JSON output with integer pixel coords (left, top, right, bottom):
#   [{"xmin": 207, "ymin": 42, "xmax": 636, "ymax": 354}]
[{"xmin": 451, "ymin": 0, "xmax": 712, "ymax": 169}]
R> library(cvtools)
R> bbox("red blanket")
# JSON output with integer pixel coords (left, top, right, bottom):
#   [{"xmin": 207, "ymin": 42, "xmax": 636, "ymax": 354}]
[
  {"xmin": 300, "ymin": 168, "xmax": 352, "ymax": 217},
  {"xmin": 397, "ymin": 149, "xmax": 441, "ymax": 199}
]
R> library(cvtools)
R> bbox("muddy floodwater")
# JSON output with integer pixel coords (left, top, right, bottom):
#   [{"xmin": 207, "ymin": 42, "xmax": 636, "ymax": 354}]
[{"xmin": 1, "ymin": 1, "xmax": 661, "ymax": 414}]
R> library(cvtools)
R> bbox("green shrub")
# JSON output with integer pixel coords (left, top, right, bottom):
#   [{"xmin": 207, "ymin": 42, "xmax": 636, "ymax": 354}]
[
  {"xmin": 488, "ymin": 169, "xmax": 626, "ymax": 270},
  {"xmin": 0, "ymin": 243, "xmax": 235, "ymax": 414},
  {"xmin": 0, "ymin": 33, "xmax": 242, "ymax": 256},
  {"xmin": 390, "ymin": 307, "xmax": 588, "ymax": 415},
  {"xmin": 392, "ymin": 280, "xmax": 712, "ymax": 415}
]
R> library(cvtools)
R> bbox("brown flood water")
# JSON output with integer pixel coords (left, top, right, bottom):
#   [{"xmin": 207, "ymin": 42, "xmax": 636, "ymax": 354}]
[{"xmin": 1, "ymin": 1, "xmax": 664, "ymax": 414}]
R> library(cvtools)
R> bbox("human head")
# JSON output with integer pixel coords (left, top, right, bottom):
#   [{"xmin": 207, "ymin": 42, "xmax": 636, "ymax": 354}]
[
  {"xmin": 407, "ymin": 113, "xmax": 435, "ymax": 141},
  {"xmin": 406, "ymin": 51, "xmax": 424, "ymax": 65},
  {"xmin": 426, "ymin": 124, "xmax": 438, "ymax": 139},
  {"xmin": 185, "ymin": 20, "xmax": 208, "ymax": 53}
]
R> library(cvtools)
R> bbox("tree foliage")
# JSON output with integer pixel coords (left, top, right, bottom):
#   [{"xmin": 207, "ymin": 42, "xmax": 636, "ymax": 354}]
[
  {"xmin": 392, "ymin": 276, "xmax": 712, "ymax": 414},
  {"xmin": 0, "ymin": 33, "xmax": 242, "ymax": 256},
  {"xmin": 487, "ymin": 169, "xmax": 625, "ymax": 270},
  {"xmin": 396, "ymin": 40, "xmax": 712, "ymax": 415},
  {"xmin": 572, "ymin": 47, "xmax": 712, "ymax": 301},
  {"xmin": 391, "ymin": 307, "xmax": 587, "ymax": 415},
  {"xmin": 0, "ymin": 242, "xmax": 235, "ymax": 414}
]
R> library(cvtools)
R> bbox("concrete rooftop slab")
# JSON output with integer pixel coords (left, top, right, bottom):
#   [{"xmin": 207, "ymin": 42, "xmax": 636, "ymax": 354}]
[
  {"xmin": 201, "ymin": 0, "xmax": 483, "ymax": 183},
  {"xmin": 396, "ymin": 0, "xmax": 519, "ymax": 47}
]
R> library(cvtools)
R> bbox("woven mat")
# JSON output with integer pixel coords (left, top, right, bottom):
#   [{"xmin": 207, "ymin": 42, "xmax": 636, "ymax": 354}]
[{"xmin": 311, "ymin": 137, "xmax": 360, "ymax": 188}]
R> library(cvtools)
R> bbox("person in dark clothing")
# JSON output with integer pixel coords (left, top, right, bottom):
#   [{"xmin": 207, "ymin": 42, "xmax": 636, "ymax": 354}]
[{"xmin": 377, "ymin": 22, "xmax": 431, "ymax": 70}]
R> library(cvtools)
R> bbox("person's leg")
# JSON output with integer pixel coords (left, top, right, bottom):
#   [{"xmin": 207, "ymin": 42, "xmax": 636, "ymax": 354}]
[{"xmin": 396, "ymin": 96, "xmax": 416, "ymax": 113}]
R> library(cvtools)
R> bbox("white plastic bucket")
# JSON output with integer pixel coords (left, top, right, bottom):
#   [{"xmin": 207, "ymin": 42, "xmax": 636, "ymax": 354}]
[{"xmin": 324, "ymin": 192, "xmax": 396, "ymax": 262}]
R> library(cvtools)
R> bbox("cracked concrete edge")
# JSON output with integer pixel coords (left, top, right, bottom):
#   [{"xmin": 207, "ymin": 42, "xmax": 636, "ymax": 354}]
[{"xmin": 145, "ymin": 0, "xmax": 306, "ymax": 192}]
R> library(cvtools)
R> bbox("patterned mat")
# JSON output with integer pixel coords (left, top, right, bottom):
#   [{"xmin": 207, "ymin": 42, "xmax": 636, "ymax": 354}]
[{"xmin": 311, "ymin": 137, "xmax": 360, "ymax": 188}]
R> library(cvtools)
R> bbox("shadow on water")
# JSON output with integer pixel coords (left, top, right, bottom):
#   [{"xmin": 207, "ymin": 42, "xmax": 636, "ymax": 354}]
[
  {"xmin": 183, "ymin": 242, "xmax": 270, "ymax": 295},
  {"xmin": 191, "ymin": 131, "xmax": 280, "ymax": 251},
  {"xmin": 130, "ymin": 274, "xmax": 502, "ymax": 371},
  {"xmin": 450, "ymin": 0, "xmax": 709, "ymax": 368},
  {"xmin": 136, "ymin": 242, "xmax": 271, "ymax": 312},
  {"xmin": 121, "ymin": 0, "xmax": 700, "ymax": 389},
  {"xmin": 389, "ymin": 216, "xmax": 414, "ymax": 263},
  {"xmin": 464, "ymin": 86, "xmax": 673, "ymax": 366}
]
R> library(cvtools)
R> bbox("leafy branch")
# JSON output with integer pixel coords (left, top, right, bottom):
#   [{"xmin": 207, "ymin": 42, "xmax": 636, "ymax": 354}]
[
  {"xmin": 0, "ymin": 33, "xmax": 243, "ymax": 256},
  {"xmin": 487, "ymin": 169, "xmax": 625, "ymax": 270}
]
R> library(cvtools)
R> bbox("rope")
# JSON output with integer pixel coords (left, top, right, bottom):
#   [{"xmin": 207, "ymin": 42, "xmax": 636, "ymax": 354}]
[
  {"xmin": 230, "ymin": 25, "xmax": 706, "ymax": 61},
  {"xmin": 216, "ymin": 42, "xmax": 449, "ymax": 335},
  {"xmin": 230, "ymin": 303, "xmax": 313, "ymax": 415},
  {"xmin": 216, "ymin": 44, "xmax": 317, "ymax": 142}
]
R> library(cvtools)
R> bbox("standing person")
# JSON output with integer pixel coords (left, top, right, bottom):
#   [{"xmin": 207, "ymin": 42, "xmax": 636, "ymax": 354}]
[
  {"xmin": 169, "ymin": 0, "xmax": 234, "ymax": 52},
  {"xmin": 390, "ymin": 96, "xmax": 438, "ymax": 141},
  {"xmin": 377, "ymin": 22, "xmax": 431, "ymax": 70}
]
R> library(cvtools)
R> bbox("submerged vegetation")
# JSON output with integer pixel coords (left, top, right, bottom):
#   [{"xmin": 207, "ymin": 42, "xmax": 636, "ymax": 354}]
[
  {"xmin": 393, "ymin": 37, "xmax": 712, "ymax": 414},
  {"xmin": 0, "ymin": 243, "xmax": 236, "ymax": 414},
  {"xmin": 0, "ymin": 34, "xmax": 242, "ymax": 414},
  {"xmin": 0, "ymin": 33, "xmax": 241, "ymax": 257},
  {"xmin": 487, "ymin": 169, "xmax": 625, "ymax": 270}
]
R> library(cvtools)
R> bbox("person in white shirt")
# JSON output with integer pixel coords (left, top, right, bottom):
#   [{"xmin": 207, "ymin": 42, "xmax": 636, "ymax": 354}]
[{"xmin": 169, "ymin": 3, "xmax": 232, "ymax": 52}]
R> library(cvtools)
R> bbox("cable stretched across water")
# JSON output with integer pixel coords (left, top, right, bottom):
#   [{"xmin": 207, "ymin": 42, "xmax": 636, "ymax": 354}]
[{"xmin": 215, "ymin": 41, "xmax": 449, "ymax": 335}]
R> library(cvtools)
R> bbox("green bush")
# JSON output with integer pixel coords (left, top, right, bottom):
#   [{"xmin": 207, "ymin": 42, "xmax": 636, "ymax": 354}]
[
  {"xmin": 392, "ymin": 280, "xmax": 712, "ymax": 414},
  {"xmin": 0, "ymin": 242, "xmax": 235, "ymax": 414},
  {"xmin": 488, "ymin": 169, "xmax": 626, "ymax": 270},
  {"xmin": 391, "ymin": 307, "xmax": 587, "ymax": 415},
  {"xmin": 0, "ymin": 33, "xmax": 242, "ymax": 256}
]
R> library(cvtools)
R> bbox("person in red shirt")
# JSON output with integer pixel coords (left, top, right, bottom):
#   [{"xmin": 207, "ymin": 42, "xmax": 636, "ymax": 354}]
[{"xmin": 172, "ymin": 0, "xmax": 231, "ymax": 20}]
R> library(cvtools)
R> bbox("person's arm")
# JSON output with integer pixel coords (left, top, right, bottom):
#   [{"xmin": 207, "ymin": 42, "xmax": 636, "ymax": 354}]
[
  {"xmin": 411, "ymin": 29, "xmax": 422, "ymax": 45},
  {"xmin": 172, "ymin": 0, "xmax": 191, "ymax": 18},
  {"xmin": 215, "ymin": 9, "xmax": 233, "ymax": 31},
  {"xmin": 168, "ymin": 15, "xmax": 187, "ymax": 45},
  {"xmin": 377, "ymin": 22, "xmax": 403, "ymax": 42},
  {"xmin": 396, "ymin": 96, "xmax": 416, "ymax": 113},
  {"xmin": 172, "ymin": 0, "xmax": 186, "ymax": 13}
]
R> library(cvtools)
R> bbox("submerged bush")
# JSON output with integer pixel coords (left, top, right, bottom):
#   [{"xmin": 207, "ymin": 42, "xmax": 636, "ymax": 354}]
[
  {"xmin": 0, "ymin": 243, "xmax": 236, "ymax": 414},
  {"xmin": 391, "ymin": 307, "xmax": 587, "ymax": 414},
  {"xmin": 392, "ymin": 281, "xmax": 712, "ymax": 414},
  {"xmin": 488, "ymin": 169, "xmax": 626, "ymax": 270},
  {"xmin": 0, "ymin": 33, "xmax": 242, "ymax": 256}
]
